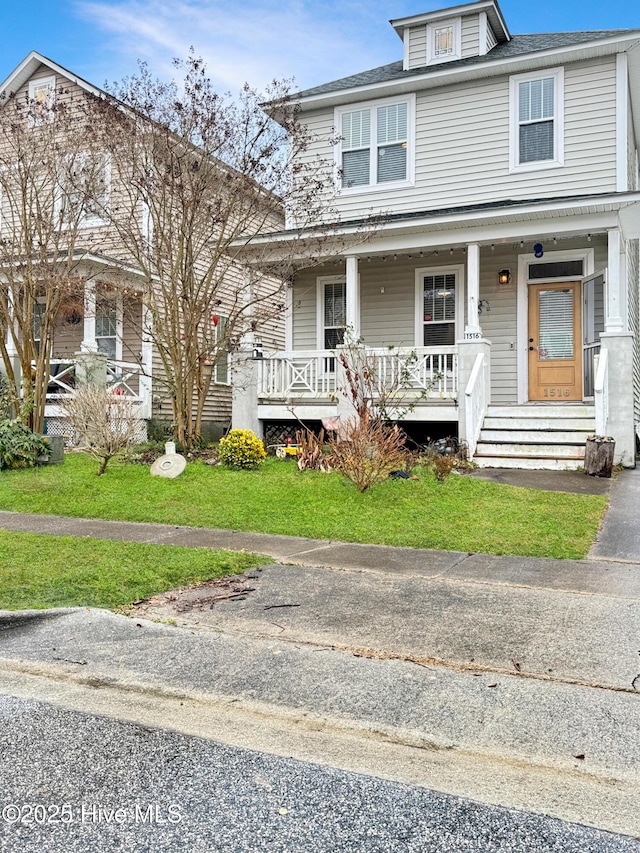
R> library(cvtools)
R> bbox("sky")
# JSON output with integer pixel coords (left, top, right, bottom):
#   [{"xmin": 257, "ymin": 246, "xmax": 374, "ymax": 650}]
[{"xmin": 1, "ymin": 0, "xmax": 638, "ymax": 96}]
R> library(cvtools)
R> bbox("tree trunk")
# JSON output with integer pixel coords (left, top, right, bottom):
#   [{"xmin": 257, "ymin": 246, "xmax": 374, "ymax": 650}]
[{"xmin": 584, "ymin": 437, "xmax": 615, "ymax": 478}]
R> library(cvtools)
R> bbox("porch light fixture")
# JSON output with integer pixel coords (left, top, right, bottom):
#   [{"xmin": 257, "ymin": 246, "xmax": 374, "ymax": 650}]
[{"xmin": 498, "ymin": 269, "xmax": 511, "ymax": 286}]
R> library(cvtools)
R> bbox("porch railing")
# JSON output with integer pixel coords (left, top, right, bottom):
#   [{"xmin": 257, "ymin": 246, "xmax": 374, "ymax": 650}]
[
  {"xmin": 583, "ymin": 342, "xmax": 601, "ymax": 398},
  {"xmin": 39, "ymin": 358, "xmax": 144, "ymax": 403},
  {"xmin": 258, "ymin": 346, "xmax": 458, "ymax": 401},
  {"xmin": 106, "ymin": 360, "xmax": 143, "ymax": 400},
  {"xmin": 594, "ymin": 348, "xmax": 609, "ymax": 436},
  {"xmin": 259, "ymin": 351, "xmax": 338, "ymax": 397},
  {"xmin": 464, "ymin": 351, "xmax": 487, "ymax": 458}
]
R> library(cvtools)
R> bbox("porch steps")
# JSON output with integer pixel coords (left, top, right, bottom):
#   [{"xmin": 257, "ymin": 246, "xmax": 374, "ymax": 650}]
[{"xmin": 473, "ymin": 405, "xmax": 595, "ymax": 471}]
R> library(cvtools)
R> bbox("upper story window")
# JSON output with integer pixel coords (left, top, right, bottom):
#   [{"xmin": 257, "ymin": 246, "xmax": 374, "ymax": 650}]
[
  {"xmin": 509, "ymin": 68, "xmax": 564, "ymax": 173},
  {"xmin": 335, "ymin": 95, "xmax": 415, "ymax": 193},
  {"xmin": 426, "ymin": 17, "xmax": 461, "ymax": 65},
  {"xmin": 59, "ymin": 152, "xmax": 111, "ymax": 227},
  {"xmin": 28, "ymin": 76, "xmax": 55, "ymax": 125}
]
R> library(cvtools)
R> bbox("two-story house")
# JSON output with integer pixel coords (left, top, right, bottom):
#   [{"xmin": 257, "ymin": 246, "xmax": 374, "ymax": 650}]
[
  {"xmin": 0, "ymin": 52, "xmax": 286, "ymax": 445},
  {"xmin": 233, "ymin": 0, "xmax": 640, "ymax": 468}
]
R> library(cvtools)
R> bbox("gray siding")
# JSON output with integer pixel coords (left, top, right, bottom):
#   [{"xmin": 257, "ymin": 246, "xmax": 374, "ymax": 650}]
[
  {"xmin": 407, "ymin": 27, "xmax": 427, "ymax": 70},
  {"xmin": 291, "ymin": 240, "xmax": 609, "ymax": 406},
  {"xmin": 461, "ymin": 15, "xmax": 480, "ymax": 59},
  {"xmin": 300, "ymin": 57, "xmax": 618, "ymax": 220}
]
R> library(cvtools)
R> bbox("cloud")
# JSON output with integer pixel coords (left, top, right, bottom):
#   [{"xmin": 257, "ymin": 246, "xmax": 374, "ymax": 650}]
[{"xmin": 75, "ymin": 0, "xmax": 409, "ymax": 94}]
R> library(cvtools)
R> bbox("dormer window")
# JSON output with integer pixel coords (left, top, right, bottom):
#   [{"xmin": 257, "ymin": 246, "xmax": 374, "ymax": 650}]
[
  {"xmin": 28, "ymin": 76, "xmax": 55, "ymax": 125},
  {"xmin": 426, "ymin": 17, "xmax": 461, "ymax": 65}
]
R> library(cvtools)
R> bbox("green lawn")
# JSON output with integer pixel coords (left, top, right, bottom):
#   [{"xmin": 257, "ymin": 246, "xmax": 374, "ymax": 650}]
[
  {"xmin": 0, "ymin": 530, "xmax": 267, "ymax": 610},
  {"xmin": 0, "ymin": 453, "xmax": 607, "ymax": 559}
]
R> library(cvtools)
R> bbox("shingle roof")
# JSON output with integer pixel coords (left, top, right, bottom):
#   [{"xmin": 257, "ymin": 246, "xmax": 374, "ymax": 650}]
[{"xmin": 295, "ymin": 30, "xmax": 639, "ymax": 99}]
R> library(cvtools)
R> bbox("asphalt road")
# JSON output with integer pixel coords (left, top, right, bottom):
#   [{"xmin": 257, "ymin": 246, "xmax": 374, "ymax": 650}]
[{"xmin": 1, "ymin": 695, "xmax": 639, "ymax": 853}]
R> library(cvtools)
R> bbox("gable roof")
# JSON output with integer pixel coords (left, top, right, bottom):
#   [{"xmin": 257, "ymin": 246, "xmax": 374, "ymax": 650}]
[
  {"xmin": 390, "ymin": 0, "xmax": 510, "ymax": 44},
  {"xmin": 0, "ymin": 51, "xmax": 106, "ymax": 103}
]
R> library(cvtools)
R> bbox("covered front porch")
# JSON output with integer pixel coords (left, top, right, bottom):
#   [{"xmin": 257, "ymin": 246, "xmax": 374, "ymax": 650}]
[
  {"xmin": 233, "ymin": 194, "xmax": 640, "ymax": 467},
  {"xmin": 3, "ymin": 261, "xmax": 153, "ymax": 437}
]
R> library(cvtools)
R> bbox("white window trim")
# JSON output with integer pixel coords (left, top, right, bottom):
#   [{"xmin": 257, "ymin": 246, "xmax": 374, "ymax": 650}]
[
  {"xmin": 516, "ymin": 247, "xmax": 594, "ymax": 403},
  {"xmin": 317, "ymin": 274, "xmax": 346, "ymax": 350},
  {"xmin": 57, "ymin": 152, "xmax": 112, "ymax": 229},
  {"xmin": 28, "ymin": 76, "xmax": 56, "ymax": 125},
  {"xmin": 509, "ymin": 67, "xmax": 564, "ymax": 174},
  {"xmin": 213, "ymin": 315, "xmax": 230, "ymax": 385},
  {"xmin": 414, "ymin": 264, "xmax": 465, "ymax": 348},
  {"xmin": 426, "ymin": 17, "xmax": 461, "ymax": 65},
  {"xmin": 96, "ymin": 292, "xmax": 123, "ymax": 361},
  {"xmin": 334, "ymin": 94, "xmax": 416, "ymax": 195}
]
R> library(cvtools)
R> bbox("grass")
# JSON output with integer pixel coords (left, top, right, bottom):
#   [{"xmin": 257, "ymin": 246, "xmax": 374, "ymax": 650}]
[
  {"xmin": 0, "ymin": 453, "xmax": 607, "ymax": 560},
  {"xmin": 0, "ymin": 529, "xmax": 268, "ymax": 610}
]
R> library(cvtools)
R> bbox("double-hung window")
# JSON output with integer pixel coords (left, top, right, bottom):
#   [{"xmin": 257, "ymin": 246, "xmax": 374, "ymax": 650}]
[
  {"xmin": 510, "ymin": 68, "xmax": 564, "ymax": 172},
  {"xmin": 322, "ymin": 279, "xmax": 346, "ymax": 349},
  {"xmin": 28, "ymin": 76, "xmax": 55, "ymax": 125},
  {"xmin": 96, "ymin": 297, "xmax": 121, "ymax": 360},
  {"xmin": 59, "ymin": 152, "xmax": 111, "ymax": 227},
  {"xmin": 213, "ymin": 315, "xmax": 229, "ymax": 384},
  {"xmin": 336, "ymin": 96, "xmax": 414, "ymax": 191}
]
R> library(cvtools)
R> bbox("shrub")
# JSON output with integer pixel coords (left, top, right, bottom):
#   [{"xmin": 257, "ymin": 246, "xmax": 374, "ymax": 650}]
[
  {"xmin": 295, "ymin": 428, "xmax": 331, "ymax": 472},
  {"xmin": 328, "ymin": 413, "xmax": 407, "ymax": 492},
  {"xmin": 219, "ymin": 429, "xmax": 266, "ymax": 469},
  {"xmin": 0, "ymin": 419, "xmax": 48, "ymax": 469}
]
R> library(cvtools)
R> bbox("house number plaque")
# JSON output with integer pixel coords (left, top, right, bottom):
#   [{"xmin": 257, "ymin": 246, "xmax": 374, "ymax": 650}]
[
  {"xmin": 543, "ymin": 388, "xmax": 571, "ymax": 398},
  {"xmin": 463, "ymin": 332, "xmax": 482, "ymax": 340}
]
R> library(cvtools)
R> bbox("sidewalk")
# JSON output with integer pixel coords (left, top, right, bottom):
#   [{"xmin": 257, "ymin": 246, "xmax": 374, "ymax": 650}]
[{"xmin": 2, "ymin": 485, "xmax": 640, "ymax": 838}]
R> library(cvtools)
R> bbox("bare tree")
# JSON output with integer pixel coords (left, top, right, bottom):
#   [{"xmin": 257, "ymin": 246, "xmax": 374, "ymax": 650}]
[
  {"xmin": 90, "ymin": 56, "xmax": 375, "ymax": 448},
  {"xmin": 0, "ymin": 84, "xmax": 107, "ymax": 434},
  {"xmin": 63, "ymin": 384, "xmax": 141, "ymax": 475}
]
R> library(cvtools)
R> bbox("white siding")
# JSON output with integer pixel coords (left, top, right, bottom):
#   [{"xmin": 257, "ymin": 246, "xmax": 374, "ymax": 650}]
[
  {"xmin": 461, "ymin": 15, "xmax": 480, "ymax": 59},
  {"xmin": 300, "ymin": 57, "xmax": 618, "ymax": 221},
  {"xmin": 407, "ymin": 27, "xmax": 427, "ymax": 70}
]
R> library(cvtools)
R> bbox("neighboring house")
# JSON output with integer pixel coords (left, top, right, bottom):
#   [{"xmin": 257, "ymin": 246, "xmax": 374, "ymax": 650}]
[
  {"xmin": 233, "ymin": 0, "xmax": 640, "ymax": 468},
  {"xmin": 0, "ymin": 52, "xmax": 285, "ymax": 442}
]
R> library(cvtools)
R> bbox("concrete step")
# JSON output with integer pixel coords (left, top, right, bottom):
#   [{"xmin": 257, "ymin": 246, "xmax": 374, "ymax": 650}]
[
  {"xmin": 480, "ymin": 430, "xmax": 592, "ymax": 444},
  {"xmin": 475, "ymin": 442, "xmax": 586, "ymax": 459},
  {"xmin": 483, "ymin": 417, "xmax": 595, "ymax": 431},
  {"xmin": 486, "ymin": 405, "xmax": 595, "ymax": 419},
  {"xmin": 473, "ymin": 455, "xmax": 585, "ymax": 470}
]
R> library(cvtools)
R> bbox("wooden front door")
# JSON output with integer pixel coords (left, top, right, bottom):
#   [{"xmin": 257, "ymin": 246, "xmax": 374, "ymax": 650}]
[{"xmin": 528, "ymin": 282, "xmax": 582, "ymax": 401}]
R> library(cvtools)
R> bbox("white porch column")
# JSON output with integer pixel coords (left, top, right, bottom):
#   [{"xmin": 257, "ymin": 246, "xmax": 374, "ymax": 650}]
[
  {"xmin": 465, "ymin": 243, "xmax": 481, "ymax": 336},
  {"xmin": 605, "ymin": 229, "xmax": 626, "ymax": 333},
  {"xmin": 345, "ymin": 256, "xmax": 360, "ymax": 338},
  {"xmin": 284, "ymin": 283, "xmax": 293, "ymax": 351},
  {"xmin": 81, "ymin": 279, "xmax": 98, "ymax": 352},
  {"xmin": 139, "ymin": 303, "xmax": 153, "ymax": 419}
]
